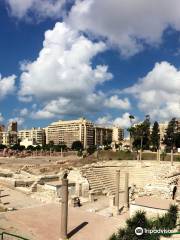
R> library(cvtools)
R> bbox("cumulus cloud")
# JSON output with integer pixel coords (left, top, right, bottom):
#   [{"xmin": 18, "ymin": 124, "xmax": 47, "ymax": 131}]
[
  {"xmin": 123, "ymin": 61, "xmax": 180, "ymax": 121},
  {"xmin": 19, "ymin": 22, "xmax": 116, "ymax": 118},
  {"xmin": 67, "ymin": 0, "xmax": 180, "ymax": 57},
  {"xmin": 104, "ymin": 95, "xmax": 131, "ymax": 110},
  {"xmin": 8, "ymin": 117, "xmax": 24, "ymax": 126},
  {"xmin": 0, "ymin": 113, "xmax": 4, "ymax": 122},
  {"xmin": 96, "ymin": 115, "xmax": 112, "ymax": 126},
  {"xmin": 0, "ymin": 74, "xmax": 16, "ymax": 99},
  {"xmin": 19, "ymin": 108, "xmax": 29, "ymax": 117},
  {"xmin": 31, "ymin": 93, "xmax": 131, "ymax": 119},
  {"xmin": 6, "ymin": 0, "xmax": 180, "ymax": 57},
  {"xmin": 96, "ymin": 112, "xmax": 137, "ymax": 128},
  {"xmin": 5, "ymin": 0, "xmax": 66, "ymax": 20}
]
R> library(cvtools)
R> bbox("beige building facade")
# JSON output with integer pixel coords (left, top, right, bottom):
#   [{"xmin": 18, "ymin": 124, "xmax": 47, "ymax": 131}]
[
  {"xmin": 94, "ymin": 126, "xmax": 113, "ymax": 146},
  {"xmin": 159, "ymin": 123, "xmax": 168, "ymax": 142},
  {"xmin": 1, "ymin": 131, "xmax": 18, "ymax": 146},
  {"xmin": 46, "ymin": 118, "xmax": 94, "ymax": 148},
  {"xmin": 112, "ymin": 127, "xmax": 124, "ymax": 143},
  {"xmin": 0, "ymin": 121, "xmax": 18, "ymax": 146},
  {"xmin": 18, "ymin": 128, "xmax": 45, "ymax": 146}
]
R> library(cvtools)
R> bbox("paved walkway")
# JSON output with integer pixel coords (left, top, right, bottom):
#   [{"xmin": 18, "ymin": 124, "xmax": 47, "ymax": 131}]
[
  {"xmin": 0, "ymin": 203, "xmax": 128, "ymax": 240},
  {"xmin": 0, "ymin": 185, "xmax": 42, "ymax": 210}
]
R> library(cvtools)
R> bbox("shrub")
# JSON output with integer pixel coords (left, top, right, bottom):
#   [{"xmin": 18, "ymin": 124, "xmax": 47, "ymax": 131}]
[{"xmin": 110, "ymin": 205, "xmax": 178, "ymax": 240}]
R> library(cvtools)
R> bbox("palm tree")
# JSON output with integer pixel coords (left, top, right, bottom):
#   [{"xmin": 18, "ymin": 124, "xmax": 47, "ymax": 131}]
[{"xmin": 129, "ymin": 115, "xmax": 135, "ymax": 151}]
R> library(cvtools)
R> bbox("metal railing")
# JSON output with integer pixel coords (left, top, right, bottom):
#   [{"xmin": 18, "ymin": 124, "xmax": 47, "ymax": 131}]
[{"xmin": 0, "ymin": 232, "xmax": 30, "ymax": 240}]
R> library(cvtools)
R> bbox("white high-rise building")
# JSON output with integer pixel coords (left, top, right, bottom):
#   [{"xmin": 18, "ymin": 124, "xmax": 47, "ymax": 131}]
[{"xmin": 46, "ymin": 118, "xmax": 94, "ymax": 148}]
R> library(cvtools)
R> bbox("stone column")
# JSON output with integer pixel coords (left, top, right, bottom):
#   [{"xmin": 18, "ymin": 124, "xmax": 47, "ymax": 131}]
[
  {"xmin": 76, "ymin": 183, "xmax": 82, "ymax": 197},
  {"xmin": 115, "ymin": 170, "xmax": 120, "ymax": 214},
  {"xmin": 156, "ymin": 149, "xmax": 161, "ymax": 162},
  {"xmin": 124, "ymin": 172, "xmax": 129, "ymax": 208},
  {"xmin": 60, "ymin": 178, "xmax": 68, "ymax": 240},
  {"xmin": 89, "ymin": 191, "xmax": 95, "ymax": 202},
  {"xmin": 171, "ymin": 149, "xmax": 174, "ymax": 166},
  {"xmin": 139, "ymin": 149, "xmax": 142, "ymax": 165},
  {"xmin": 61, "ymin": 147, "xmax": 63, "ymax": 157},
  {"xmin": 50, "ymin": 148, "xmax": 52, "ymax": 157},
  {"xmin": 157, "ymin": 149, "xmax": 159, "ymax": 161}
]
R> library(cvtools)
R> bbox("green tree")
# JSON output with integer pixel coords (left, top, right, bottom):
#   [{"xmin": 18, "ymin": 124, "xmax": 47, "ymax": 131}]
[
  {"xmin": 175, "ymin": 133, "xmax": 180, "ymax": 148},
  {"xmin": 163, "ymin": 118, "xmax": 177, "ymax": 151},
  {"xmin": 151, "ymin": 121, "xmax": 160, "ymax": 151},
  {"xmin": 0, "ymin": 144, "xmax": 7, "ymax": 150},
  {"xmin": 10, "ymin": 144, "xmax": 25, "ymax": 151},
  {"xmin": 142, "ymin": 115, "xmax": 151, "ymax": 150},
  {"xmin": 129, "ymin": 115, "xmax": 135, "ymax": 151},
  {"xmin": 130, "ymin": 115, "xmax": 151, "ymax": 151},
  {"xmin": 54, "ymin": 144, "xmax": 67, "ymax": 152},
  {"xmin": 87, "ymin": 146, "xmax": 97, "ymax": 155},
  {"xmin": 34, "ymin": 145, "xmax": 42, "ymax": 151},
  {"xmin": 71, "ymin": 141, "xmax": 83, "ymax": 151},
  {"xmin": 110, "ymin": 205, "xmax": 178, "ymax": 240},
  {"xmin": 26, "ymin": 145, "xmax": 35, "ymax": 151},
  {"xmin": 103, "ymin": 139, "xmax": 112, "ymax": 146}
]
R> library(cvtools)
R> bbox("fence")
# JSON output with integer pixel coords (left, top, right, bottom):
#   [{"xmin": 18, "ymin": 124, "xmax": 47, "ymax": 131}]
[{"xmin": 0, "ymin": 232, "xmax": 30, "ymax": 240}]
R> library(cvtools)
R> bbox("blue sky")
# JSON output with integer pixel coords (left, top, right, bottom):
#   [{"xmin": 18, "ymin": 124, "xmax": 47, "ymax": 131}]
[{"xmin": 1, "ymin": 0, "xmax": 180, "ymax": 129}]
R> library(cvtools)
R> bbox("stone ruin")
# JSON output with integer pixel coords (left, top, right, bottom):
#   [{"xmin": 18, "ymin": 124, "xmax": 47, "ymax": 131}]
[{"xmin": 0, "ymin": 160, "xmax": 180, "ymax": 217}]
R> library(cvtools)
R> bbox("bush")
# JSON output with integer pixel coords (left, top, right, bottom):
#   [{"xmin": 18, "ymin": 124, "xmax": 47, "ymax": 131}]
[
  {"xmin": 72, "ymin": 141, "xmax": 83, "ymax": 151},
  {"xmin": 0, "ymin": 144, "xmax": 7, "ymax": 150},
  {"xmin": 110, "ymin": 205, "xmax": 178, "ymax": 240},
  {"xmin": 87, "ymin": 146, "xmax": 96, "ymax": 155}
]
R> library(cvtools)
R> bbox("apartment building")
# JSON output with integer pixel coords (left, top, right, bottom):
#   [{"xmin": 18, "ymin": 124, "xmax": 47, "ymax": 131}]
[
  {"xmin": 0, "ymin": 125, "xmax": 5, "ymax": 145},
  {"xmin": 46, "ymin": 118, "xmax": 94, "ymax": 148},
  {"xmin": 1, "ymin": 131, "xmax": 18, "ymax": 146},
  {"xmin": 0, "ymin": 121, "xmax": 18, "ymax": 146},
  {"xmin": 158, "ymin": 123, "xmax": 168, "ymax": 141},
  {"xmin": 7, "ymin": 121, "xmax": 17, "ymax": 132},
  {"xmin": 94, "ymin": 126, "xmax": 113, "ymax": 146},
  {"xmin": 0, "ymin": 124, "xmax": 5, "ymax": 132},
  {"xmin": 18, "ymin": 127, "xmax": 45, "ymax": 146},
  {"xmin": 112, "ymin": 126, "xmax": 124, "ymax": 143}
]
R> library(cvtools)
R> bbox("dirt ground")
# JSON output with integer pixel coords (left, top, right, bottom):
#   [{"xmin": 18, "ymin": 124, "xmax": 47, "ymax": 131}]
[
  {"xmin": 0, "ymin": 203, "xmax": 128, "ymax": 240},
  {"xmin": 0, "ymin": 155, "xmax": 101, "ymax": 175}
]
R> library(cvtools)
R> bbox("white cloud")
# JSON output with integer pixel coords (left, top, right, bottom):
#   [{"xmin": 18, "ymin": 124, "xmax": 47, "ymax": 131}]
[
  {"xmin": 96, "ymin": 115, "xmax": 111, "ymax": 126},
  {"xmin": 104, "ymin": 95, "xmax": 131, "ymax": 110},
  {"xmin": 32, "ymin": 110, "xmax": 55, "ymax": 119},
  {"xmin": 112, "ymin": 113, "xmax": 136, "ymax": 128},
  {"xmin": 0, "ymin": 113, "xmax": 4, "ymax": 122},
  {"xmin": 5, "ymin": 0, "xmax": 66, "ymax": 20},
  {"xmin": 19, "ymin": 22, "xmax": 114, "ymax": 118},
  {"xmin": 123, "ymin": 61, "xmax": 180, "ymax": 121},
  {"xmin": 19, "ymin": 108, "xmax": 29, "ymax": 117},
  {"xmin": 67, "ymin": 0, "xmax": 180, "ymax": 57},
  {"xmin": 0, "ymin": 74, "xmax": 16, "ymax": 99},
  {"xmin": 96, "ymin": 112, "xmax": 137, "ymax": 128},
  {"xmin": 31, "ymin": 92, "xmax": 131, "ymax": 120},
  {"xmin": 8, "ymin": 117, "xmax": 24, "ymax": 126},
  {"xmin": 6, "ymin": 0, "xmax": 180, "ymax": 57}
]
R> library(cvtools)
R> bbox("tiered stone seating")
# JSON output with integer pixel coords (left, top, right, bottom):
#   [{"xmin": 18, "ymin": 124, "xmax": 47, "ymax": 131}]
[
  {"xmin": 92, "ymin": 167, "xmax": 122, "ymax": 195},
  {"xmin": 84, "ymin": 168, "xmax": 104, "ymax": 193},
  {"xmin": 83, "ymin": 165, "xmax": 166, "ymax": 195}
]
